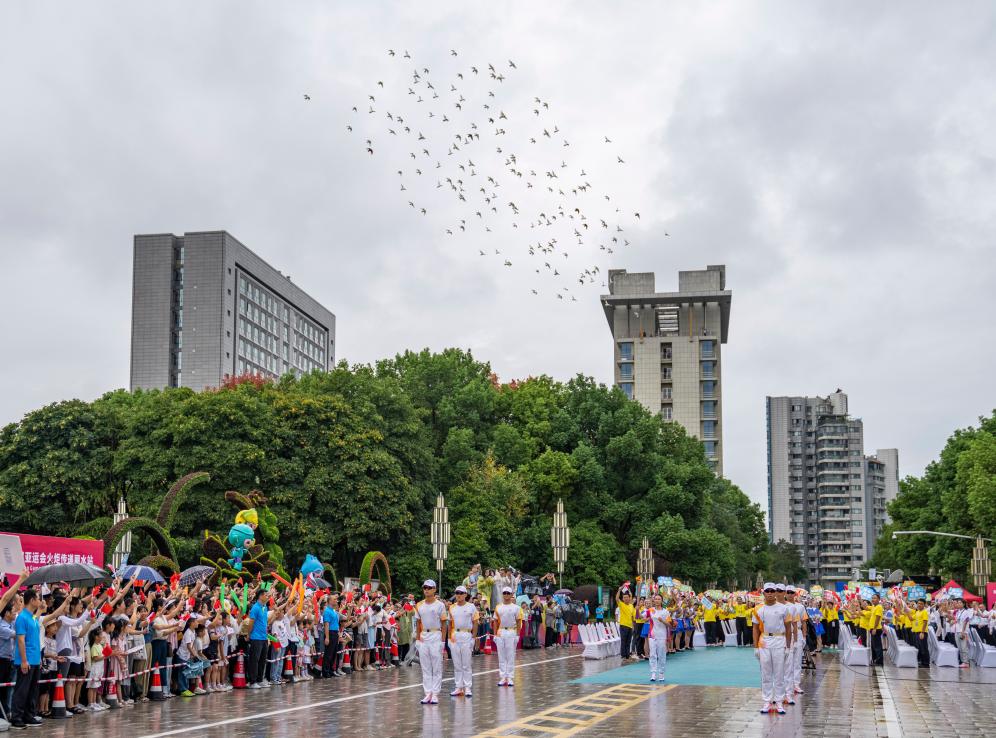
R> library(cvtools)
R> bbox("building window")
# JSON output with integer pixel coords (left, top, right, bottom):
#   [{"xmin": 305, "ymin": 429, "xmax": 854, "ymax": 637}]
[
  {"xmin": 702, "ymin": 380, "xmax": 715, "ymax": 398},
  {"xmin": 702, "ymin": 420, "xmax": 716, "ymax": 438},
  {"xmin": 701, "ymin": 340, "xmax": 714, "ymax": 358},
  {"xmin": 661, "ymin": 343, "xmax": 672, "ymax": 360},
  {"xmin": 704, "ymin": 441, "xmax": 717, "ymax": 456},
  {"xmin": 662, "ymin": 386, "xmax": 672, "ymax": 400},
  {"xmin": 661, "ymin": 367, "xmax": 672, "ymax": 380},
  {"xmin": 701, "ymin": 361, "xmax": 715, "ymax": 378},
  {"xmin": 702, "ymin": 401, "xmax": 716, "ymax": 418},
  {"xmin": 619, "ymin": 382, "xmax": 634, "ymax": 399},
  {"xmin": 662, "ymin": 405, "xmax": 673, "ymax": 420},
  {"xmin": 618, "ymin": 342, "xmax": 633, "ymax": 360},
  {"xmin": 619, "ymin": 363, "xmax": 633, "ymax": 379}
]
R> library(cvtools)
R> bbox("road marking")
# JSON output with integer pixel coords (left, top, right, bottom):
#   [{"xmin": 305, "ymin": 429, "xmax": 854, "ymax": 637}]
[
  {"xmin": 472, "ymin": 683, "xmax": 676, "ymax": 737},
  {"xmin": 875, "ymin": 668, "xmax": 903, "ymax": 738},
  {"xmin": 138, "ymin": 652, "xmax": 582, "ymax": 738}
]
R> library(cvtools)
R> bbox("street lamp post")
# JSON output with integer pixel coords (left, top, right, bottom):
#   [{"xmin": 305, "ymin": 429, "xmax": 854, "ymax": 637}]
[
  {"xmin": 637, "ymin": 537, "xmax": 654, "ymax": 595},
  {"xmin": 112, "ymin": 496, "xmax": 131, "ymax": 570},
  {"xmin": 551, "ymin": 498, "xmax": 570, "ymax": 589},
  {"xmin": 892, "ymin": 530, "xmax": 992, "ymax": 593},
  {"xmin": 431, "ymin": 494, "xmax": 450, "ymax": 591}
]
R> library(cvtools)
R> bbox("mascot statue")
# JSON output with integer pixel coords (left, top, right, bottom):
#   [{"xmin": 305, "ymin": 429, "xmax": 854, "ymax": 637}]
[{"xmin": 227, "ymin": 523, "xmax": 256, "ymax": 571}]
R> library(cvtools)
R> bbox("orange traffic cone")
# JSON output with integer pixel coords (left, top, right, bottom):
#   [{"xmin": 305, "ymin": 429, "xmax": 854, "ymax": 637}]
[
  {"xmin": 149, "ymin": 663, "xmax": 165, "ymax": 700},
  {"xmin": 315, "ymin": 652, "xmax": 323, "ymax": 675},
  {"xmin": 232, "ymin": 653, "xmax": 247, "ymax": 689},
  {"xmin": 374, "ymin": 646, "xmax": 381, "ymax": 667},
  {"xmin": 342, "ymin": 648, "xmax": 352, "ymax": 673},
  {"xmin": 390, "ymin": 641, "xmax": 399, "ymax": 665},
  {"xmin": 51, "ymin": 676, "xmax": 68, "ymax": 718},
  {"xmin": 484, "ymin": 634, "xmax": 493, "ymax": 655},
  {"xmin": 283, "ymin": 653, "xmax": 294, "ymax": 680}
]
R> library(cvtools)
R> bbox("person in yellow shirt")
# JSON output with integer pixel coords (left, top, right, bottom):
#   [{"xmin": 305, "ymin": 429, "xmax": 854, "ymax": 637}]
[
  {"xmin": 703, "ymin": 597, "xmax": 719, "ymax": 646},
  {"xmin": 867, "ymin": 594, "xmax": 884, "ymax": 666},
  {"xmin": 910, "ymin": 599, "xmax": 930, "ymax": 667},
  {"xmin": 615, "ymin": 587, "xmax": 636, "ymax": 659},
  {"xmin": 821, "ymin": 602, "xmax": 840, "ymax": 649},
  {"xmin": 735, "ymin": 596, "xmax": 750, "ymax": 647}
]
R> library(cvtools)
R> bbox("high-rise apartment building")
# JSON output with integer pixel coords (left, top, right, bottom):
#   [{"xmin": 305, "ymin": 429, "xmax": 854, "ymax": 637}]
[
  {"xmin": 766, "ymin": 390, "xmax": 899, "ymax": 585},
  {"xmin": 130, "ymin": 230, "xmax": 336, "ymax": 392},
  {"xmin": 601, "ymin": 265, "xmax": 731, "ymax": 475}
]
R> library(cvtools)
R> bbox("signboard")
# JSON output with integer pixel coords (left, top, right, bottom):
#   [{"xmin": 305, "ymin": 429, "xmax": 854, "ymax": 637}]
[
  {"xmin": 986, "ymin": 582, "xmax": 996, "ymax": 610},
  {"xmin": 809, "ymin": 585, "xmax": 824, "ymax": 598},
  {"xmin": 0, "ymin": 532, "xmax": 102, "ymax": 573},
  {"xmin": 859, "ymin": 585, "xmax": 876, "ymax": 601},
  {"xmin": 908, "ymin": 586, "xmax": 927, "ymax": 601},
  {"xmin": 701, "ymin": 596, "xmax": 714, "ymax": 610},
  {"xmin": 657, "ymin": 576, "xmax": 673, "ymax": 588},
  {"xmin": 0, "ymin": 534, "xmax": 25, "ymax": 574},
  {"xmin": 947, "ymin": 587, "xmax": 963, "ymax": 599}
]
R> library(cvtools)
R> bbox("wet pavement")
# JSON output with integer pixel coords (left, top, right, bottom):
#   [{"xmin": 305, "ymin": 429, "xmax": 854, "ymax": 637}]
[{"xmin": 30, "ymin": 646, "xmax": 996, "ymax": 737}]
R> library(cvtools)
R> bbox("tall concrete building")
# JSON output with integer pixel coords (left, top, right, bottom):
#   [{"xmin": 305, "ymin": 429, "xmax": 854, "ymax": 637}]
[
  {"xmin": 130, "ymin": 231, "xmax": 336, "ymax": 392},
  {"xmin": 601, "ymin": 265, "xmax": 731, "ymax": 475},
  {"xmin": 766, "ymin": 390, "xmax": 899, "ymax": 585}
]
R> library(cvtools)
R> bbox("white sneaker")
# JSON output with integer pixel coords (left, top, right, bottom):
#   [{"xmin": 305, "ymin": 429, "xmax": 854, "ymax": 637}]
[
  {"xmin": 507, "ymin": 680, "xmax": 514, "ymax": 687},
  {"xmin": 760, "ymin": 703, "xmax": 773, "ymax": 714},
  {"xmin": 420, "ymin": 694, "xmax": 432, "ymax": 704},
  {"xmin": 429, "ymin": 694, "xmax": 439, "ymax": 704},
  {"xmin": 649, "ymin": 673, "xmax": 656, "ymax": 682},
  {"xmin": 194, "ymin": 687, "xmax": 207, "ymax": 695}
]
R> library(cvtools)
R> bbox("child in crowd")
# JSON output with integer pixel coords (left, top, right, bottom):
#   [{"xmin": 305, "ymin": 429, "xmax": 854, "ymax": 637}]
[{"xmin": 87, "ymin": 628, "xmax": 108, "ymax": 711}]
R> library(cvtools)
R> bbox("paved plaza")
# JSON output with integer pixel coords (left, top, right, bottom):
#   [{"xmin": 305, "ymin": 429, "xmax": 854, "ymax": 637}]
[{"xmin": 29, "ymin": 646, "xmax": 996, "ymax": 737}]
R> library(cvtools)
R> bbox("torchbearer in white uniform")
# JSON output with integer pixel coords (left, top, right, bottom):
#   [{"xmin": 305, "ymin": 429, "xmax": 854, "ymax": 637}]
[
  {"xmin": 643, "ymin": 593, "xmax": 672, "ymax": 682},
  {"xmin": 492, "ymin": 587, "xmax": 523, "ymax": 687},
  {"xmin": 448, "ymin": 586, "xmax": 479, "ymax": 698},
  {"xmin": 753, "ymin": 583, "xmax": 794, "ymax": 715},
  {"xmin": 774, "ymin": 583, "xmax": 796, "ymax": 708},
  {"xmin": 414, "ymin": 579, "xmax": 449, "ymax": 704},
  {"xmin": 789, "ymin": 588, "xmax": 807, "ymax": 696}
]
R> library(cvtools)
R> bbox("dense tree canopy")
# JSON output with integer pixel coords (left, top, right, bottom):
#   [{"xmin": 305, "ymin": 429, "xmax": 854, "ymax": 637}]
[
  {"xmin": 869, "ymin": 411, "xmax": 996, "ymax": 586},
  {"xmin": 0, "ymin": 348, "xmax": 768, "ymax": 592}
]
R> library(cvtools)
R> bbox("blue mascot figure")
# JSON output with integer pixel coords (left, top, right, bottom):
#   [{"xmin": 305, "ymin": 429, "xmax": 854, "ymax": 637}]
[{"xmin": 227, "ymin": 523, "xmax": 256, "ymax": 571}]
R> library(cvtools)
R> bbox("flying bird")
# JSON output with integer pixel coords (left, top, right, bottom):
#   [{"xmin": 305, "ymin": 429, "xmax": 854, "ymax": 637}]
[{"xmin": 303, "ymin": 94, "xmax": 311, "ymax": 101}]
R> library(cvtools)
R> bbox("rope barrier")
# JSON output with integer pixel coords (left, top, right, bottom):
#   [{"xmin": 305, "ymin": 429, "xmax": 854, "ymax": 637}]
[{"xmin": 0, "ymin": 630, "xmax": 574, "ymax": 687}]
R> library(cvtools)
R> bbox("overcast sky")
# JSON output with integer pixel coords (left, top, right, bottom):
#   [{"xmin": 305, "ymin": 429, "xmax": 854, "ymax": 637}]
[{"xmin": 1, "ymin": 2, "xmax": 994, "ymax": 514}]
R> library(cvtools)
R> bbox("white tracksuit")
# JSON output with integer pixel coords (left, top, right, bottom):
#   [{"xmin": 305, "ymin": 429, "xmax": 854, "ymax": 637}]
[
  {"xmin": 755, "ymin": 603, "xmax": 789, "ymax": 705},
  {"xmin": 494, "ymin": 603, "xmax": 522, "ymax": 682},
  {"xmin": 449, "ymin": 602, "xmax": 477, "ymax": 690},
  {"xmin": 646, "ymin": 607, "xmax": 670, "ymax": 677},
  {"xmin": 787, "ymin": 603, "xmax": 804, "ymax": 691},
  {"xmin": 414, "ymin": 599, "xmax": 447, "ymax": 696}
]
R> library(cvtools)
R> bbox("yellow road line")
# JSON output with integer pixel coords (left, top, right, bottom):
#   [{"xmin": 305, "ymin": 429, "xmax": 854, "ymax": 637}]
[{"xmin": 472, "ymin": 683, "xmax": 676, "ymax": 737}]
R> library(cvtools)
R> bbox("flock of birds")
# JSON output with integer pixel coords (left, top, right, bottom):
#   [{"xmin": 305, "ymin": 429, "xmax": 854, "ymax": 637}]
[{"xmin": 310, "ymin": 48, "xmax": 656, "ymax": 301}]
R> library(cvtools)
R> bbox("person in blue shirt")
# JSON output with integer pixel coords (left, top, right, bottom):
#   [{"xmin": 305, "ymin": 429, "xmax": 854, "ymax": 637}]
[
  {"xmin": 245, "ymin": 590, "xmax": 272, "ymax": 688},
  {"xmin": 11, "ymin": 589, "xmax": 43, "ymax": 728},
  {"xmin": 321, "ymin": 593, "xmax": 341, "ymax": 679},
  {"xmin": 595, "ymin": 604, "xmax": 606, "ymax": 623}
]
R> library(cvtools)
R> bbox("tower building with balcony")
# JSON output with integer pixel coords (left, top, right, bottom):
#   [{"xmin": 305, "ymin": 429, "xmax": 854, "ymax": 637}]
[
  {"xmin": 601, "ymin": 265, "xmax": 731, "ymax": 475},
  {"xmin": 766, "ymin": 390, "xmax": 899, "ymax": 585}
]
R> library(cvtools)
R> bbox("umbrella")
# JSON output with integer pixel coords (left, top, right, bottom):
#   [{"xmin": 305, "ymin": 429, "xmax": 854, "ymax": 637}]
[
  {"xmin": 312, "ymin": 577, "xmax": 332, "ymax": 589},
  {"xmin": 179, "ymin": 565, "xmax": 216, "ymax": 587},
  {"xmin": 555, "ymin": 588, "xmax": 574, "ymax": 596},
  {"xmin": 116, "ymin": 564, "xmax": 165, "ymax": 584},
  {"xmin": 24, "ymin": 563, "xmax": 111, "ymax": 588}
]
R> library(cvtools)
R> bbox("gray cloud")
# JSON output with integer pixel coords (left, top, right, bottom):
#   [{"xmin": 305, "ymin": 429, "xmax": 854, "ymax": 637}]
[{"xmin": 1, "ymin": 1, "xmax": 994, "ymax": 516}]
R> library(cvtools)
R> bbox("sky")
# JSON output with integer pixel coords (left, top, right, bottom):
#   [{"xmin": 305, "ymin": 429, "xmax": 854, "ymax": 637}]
[{"xmin": 1, "ymin": 2, "xmax": 995, "ymax": 514}]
